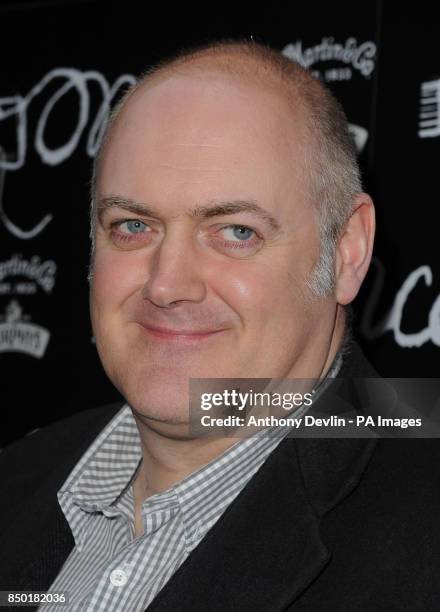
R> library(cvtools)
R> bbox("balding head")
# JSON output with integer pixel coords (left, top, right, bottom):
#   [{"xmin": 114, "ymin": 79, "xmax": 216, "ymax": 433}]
[{"xmin": 90, "ymin": 40, "xmax": 361, "ymax": 297}]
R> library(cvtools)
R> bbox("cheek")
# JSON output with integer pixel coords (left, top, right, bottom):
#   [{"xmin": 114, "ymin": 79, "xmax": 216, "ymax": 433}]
[
  {"xmin": 90, "ymin": 250, "xmax": 144, "ymax": 315},
  {"xmin": 211, "ymin": 258, "xmax": 304, "ymax": 326}
]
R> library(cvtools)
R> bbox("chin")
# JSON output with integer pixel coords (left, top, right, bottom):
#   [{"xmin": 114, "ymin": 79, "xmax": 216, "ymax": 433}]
[{"xmin": 116, "ymin": 368, "xmax": 192, "ymax": 425}]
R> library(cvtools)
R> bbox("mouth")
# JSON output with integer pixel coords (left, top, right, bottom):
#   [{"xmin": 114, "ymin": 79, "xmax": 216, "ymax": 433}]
[{"xmin": 137, "ymin": 323, "xmax": 226, "ymax": 342}]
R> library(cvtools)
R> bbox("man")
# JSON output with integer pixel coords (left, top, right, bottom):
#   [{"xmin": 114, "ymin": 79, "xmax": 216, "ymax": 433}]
[{"xmin": 1, "ymin": 40, "xmax": 439, "ymax": 611}]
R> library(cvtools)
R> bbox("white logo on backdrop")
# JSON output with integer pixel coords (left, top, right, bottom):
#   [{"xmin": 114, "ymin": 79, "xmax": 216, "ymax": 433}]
[
  {"xmin": 418, "ymin": 78, "xmax": 440, "ymax": 139},
  {"xmin": 0, "ymin": 254, "xmax": 57, "ymax": 295},
  {"xmin": 0, "ymin": 299, "xmax": 50, "ymax": 357},
  {"xmin": 282, "ymin": 37, "xmax": 377, "ymax": 82},
  {"xmin": 361, "ymin": 259, "xmax": 440, "ymax": 348},
  {"xmin": 0, "ymin": 68, "xmax": 136, "ymax": 239}
]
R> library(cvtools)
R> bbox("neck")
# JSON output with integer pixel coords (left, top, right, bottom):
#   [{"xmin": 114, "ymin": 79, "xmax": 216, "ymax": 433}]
[
  {"xmin": 319, "ymin": 303, "xmax": 346, "ymax": 378},
  {"xmin": 132, "ymin": 420, "xmax": 240, "ymax": 499}
]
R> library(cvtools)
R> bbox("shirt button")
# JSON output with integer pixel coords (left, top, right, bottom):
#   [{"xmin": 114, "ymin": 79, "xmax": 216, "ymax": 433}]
[{"xmin": 110, "ymin": 568, "xmax": 128, "ymax": 587}]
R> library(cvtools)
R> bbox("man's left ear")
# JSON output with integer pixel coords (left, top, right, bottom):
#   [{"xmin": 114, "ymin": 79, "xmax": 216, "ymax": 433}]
[{"xmin": 335, "ymin": 193, "xmax": 375, "ymax": 305}]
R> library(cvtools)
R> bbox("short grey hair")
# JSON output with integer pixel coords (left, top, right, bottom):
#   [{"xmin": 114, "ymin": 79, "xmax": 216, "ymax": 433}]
[{"xmin": 89, "ymin": 39, "xmax": 362, "ymax": 296}]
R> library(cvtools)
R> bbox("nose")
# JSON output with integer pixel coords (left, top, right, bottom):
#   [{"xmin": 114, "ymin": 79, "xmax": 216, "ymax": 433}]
[{"xmin": 141, "ymin": 229, "xmax": 207, "ymax": 307}]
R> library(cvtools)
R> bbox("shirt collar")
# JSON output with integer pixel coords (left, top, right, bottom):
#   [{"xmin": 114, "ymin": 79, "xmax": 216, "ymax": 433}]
[{"xmin": 58, "ymin": 406, "xmax": 141, "ymax": 548}]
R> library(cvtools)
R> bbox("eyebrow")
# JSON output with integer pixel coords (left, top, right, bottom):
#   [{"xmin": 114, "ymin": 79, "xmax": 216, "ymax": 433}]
[{"xmin": 96, "ymin": 195, "xmax": 281, "ymax": 232}]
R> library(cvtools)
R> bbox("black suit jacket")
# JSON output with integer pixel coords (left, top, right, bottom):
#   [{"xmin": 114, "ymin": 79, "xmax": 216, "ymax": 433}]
[{"xmin": 1, "ymin": 341, "xmax": 440, "ymax": 611}]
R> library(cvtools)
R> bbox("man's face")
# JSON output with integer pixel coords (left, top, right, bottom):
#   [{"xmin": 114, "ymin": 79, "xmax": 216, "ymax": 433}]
[{"xmin": 90, "ymin": 71, "xmax": 336, "ymax": 426}]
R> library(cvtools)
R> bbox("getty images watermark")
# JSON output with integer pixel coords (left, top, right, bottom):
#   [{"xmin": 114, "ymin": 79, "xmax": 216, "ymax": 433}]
[{"xmin": 188, "ymin": 377, "xmax": 440, "ymax": 438}]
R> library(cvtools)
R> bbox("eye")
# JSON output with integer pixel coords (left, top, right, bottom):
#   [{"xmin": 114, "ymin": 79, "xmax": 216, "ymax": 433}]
[
  {"xmin": 107, "ymin": 218, "xmax": 153, "ymax": 248},
  {"xmin": 221, "ymin": 225, "xmax": 256, "ymax": 241},
  {"xmin": 119, "ymin": 219, "xmax": 149, "ymax": 234},
  {"xmin": 207, "ymin": 223, "xmax": 262, "ymax": 257}
]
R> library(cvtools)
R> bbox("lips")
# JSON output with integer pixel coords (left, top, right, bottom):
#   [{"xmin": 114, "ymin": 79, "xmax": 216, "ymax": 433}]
[{"xmin": 137, "ymin": 322, "xmax": 225, "ymax": 340}]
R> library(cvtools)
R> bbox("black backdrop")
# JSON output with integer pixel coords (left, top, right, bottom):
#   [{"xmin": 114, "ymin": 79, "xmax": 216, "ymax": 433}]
[{"xmin": 0, "ymin": 0, "xmax": 439, "ymax": 446}]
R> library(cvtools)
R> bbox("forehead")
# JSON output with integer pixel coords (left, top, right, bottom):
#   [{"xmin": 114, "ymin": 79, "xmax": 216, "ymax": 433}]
[
  {"xmin": 96, "ymin": 71, "xmax": 311, "ymax": 214},
  {"xmin": 118, "ymin": 68, "xmax": 305, "ymax": 139}
]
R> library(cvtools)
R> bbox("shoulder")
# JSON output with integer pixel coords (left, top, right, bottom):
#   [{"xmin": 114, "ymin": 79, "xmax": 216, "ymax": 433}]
[
  {"xmin": 324, "ymin": 437, "xmax": 440, "ymax": 557},
  {"xmin": 327, "ymin": 438, "xmax": 440, "ymax": 604},
  {"xmin": 0, "ymin": 402, "xmax": 123, "ymax": 492},
  {"xmin": 365, "ymin": 437, "xmax": 440, "ymax": 504}
]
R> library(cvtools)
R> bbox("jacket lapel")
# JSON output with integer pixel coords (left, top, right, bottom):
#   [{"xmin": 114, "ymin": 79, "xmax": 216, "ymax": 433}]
[
  {"xmin": 148, "ymin": 432, "xmax": 376, "ymax": 612},
  {"xmin": 148, "ymin": 435, "xmax": 330, "ymax": 611},
  {"xmin": 7, "ymin": 478, "xmax": 76, "ymax": 591}
]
